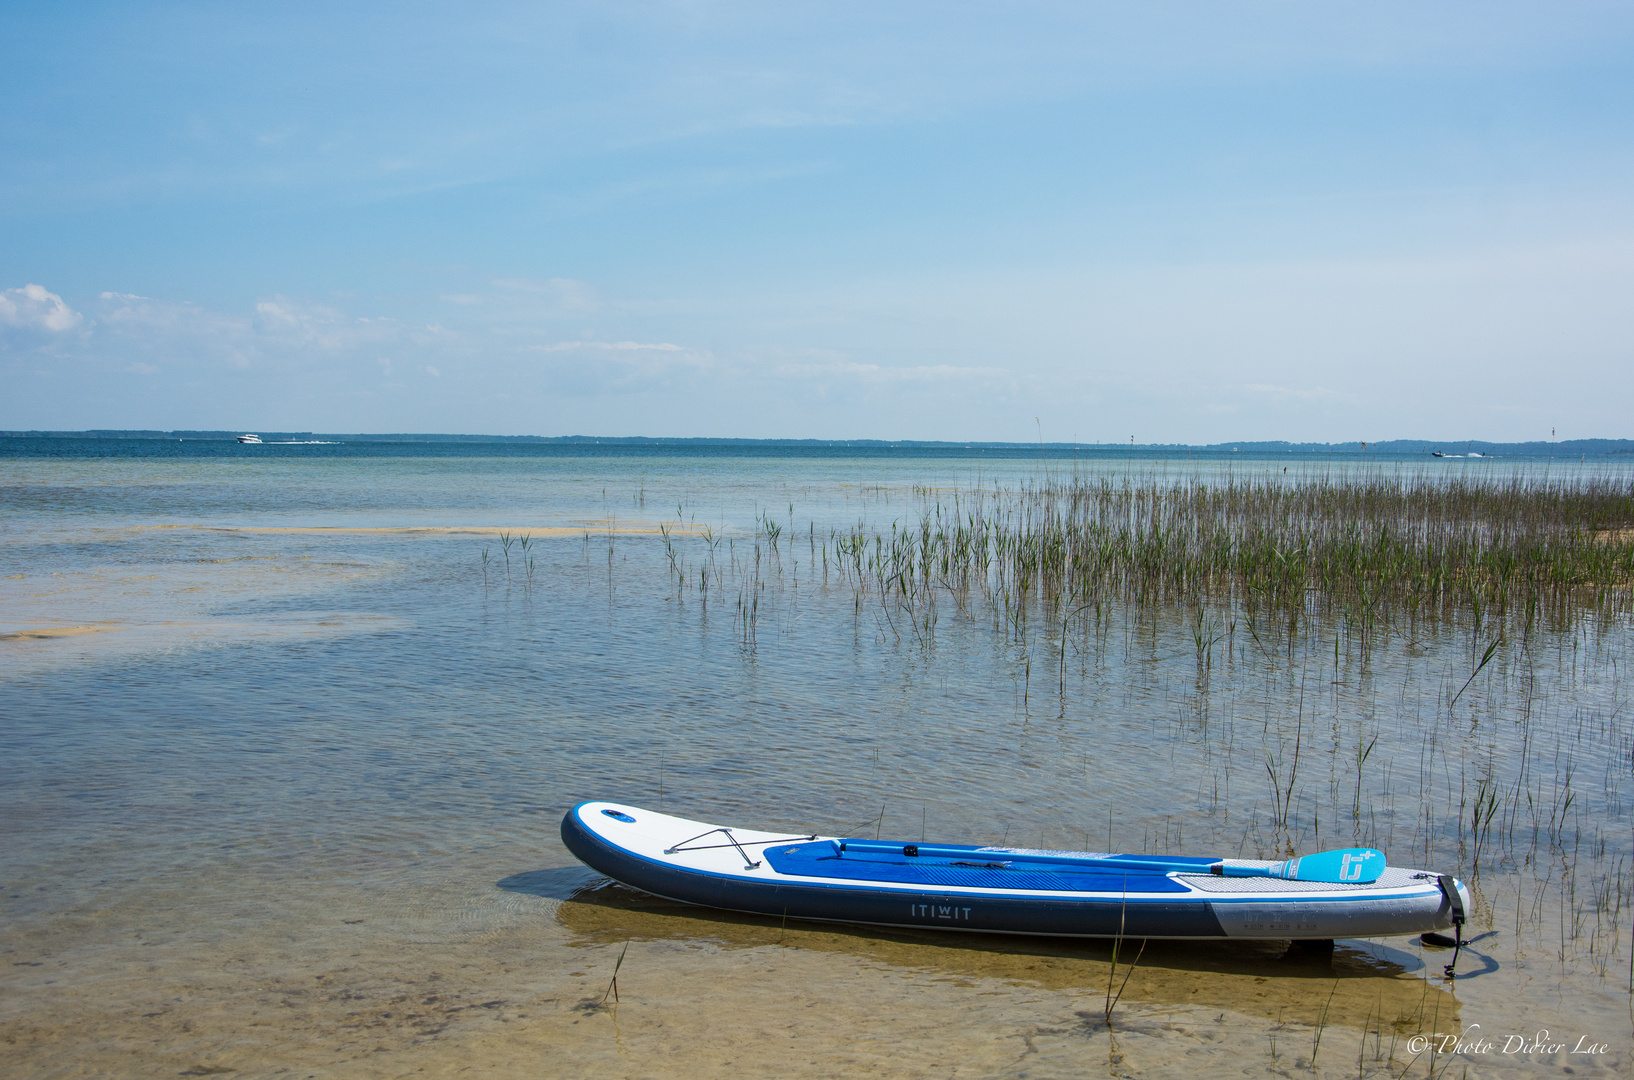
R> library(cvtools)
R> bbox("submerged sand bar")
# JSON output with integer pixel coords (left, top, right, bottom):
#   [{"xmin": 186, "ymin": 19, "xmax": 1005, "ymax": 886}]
[
  {"xmin": 0, "ymin": 624, "xmax": 113, "ymax": 641},
  {"xmin": 133, "ymin": 522, "xmax": 706, "ymax": 536}
]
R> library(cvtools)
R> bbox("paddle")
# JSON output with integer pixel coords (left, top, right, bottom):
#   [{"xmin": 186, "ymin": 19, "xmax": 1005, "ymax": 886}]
[
  {"xmin": 1228, "ymin": 847, "xmax": 1386, "ymax": 884},
  {"xmin": 834, "ymin": 840, "xmax": 1386, "ymax": 885}
]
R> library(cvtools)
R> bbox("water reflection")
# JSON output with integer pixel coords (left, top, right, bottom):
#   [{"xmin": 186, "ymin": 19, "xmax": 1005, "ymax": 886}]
[
  {"xmin": 526, "ymin": 869, "xmax": 1459, "ymax": 1033},
  {"xmin": 496, "ymin": 864, "xmax": 605, "ymax": 901}
]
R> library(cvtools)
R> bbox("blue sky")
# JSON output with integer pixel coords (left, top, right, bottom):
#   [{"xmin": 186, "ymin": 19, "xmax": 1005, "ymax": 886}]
[{"xmin": 3, "ymin": 1, "xmax": 1632, "ymax": 441}]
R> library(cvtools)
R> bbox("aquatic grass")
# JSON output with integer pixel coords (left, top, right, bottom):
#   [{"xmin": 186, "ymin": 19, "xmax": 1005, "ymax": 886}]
[
  {"xmin": 600, "ymin": 941, "xmax": 629, "ymax": 1006},
  {"xmin": 1449, "ymin": 636, "xmax": 1502, "ymax": 713},
  {"xmin": 1191, "ymin": 605, "xmax": 1222, "ymax": 669},
  {"xmin": 759, "ymin": 510, "xmax": 783, "ymax": 555},
  {"xmin": 498, "ymin": 530, "xmax": 514, "ymax": 586},
  {"xmin": 1309, "ymin": 977, "xmax": 1339, "ymax": 1068},
  {"xmin": 1103, "ymin": 879, "xmax": 1144, "ymax": 1027},
  {"xmin": 799, "ymin": 473, "xmax": 1634, "ymax": 641},
  {"xmin": 517, "ymin": 532, "xmax": 536, "ymax": 593}
]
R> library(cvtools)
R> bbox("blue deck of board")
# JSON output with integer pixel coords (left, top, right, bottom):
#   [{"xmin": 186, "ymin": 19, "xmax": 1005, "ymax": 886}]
[{"xmin": 763, "ymin": 841, "xmax": 1197, "ymax": 893}]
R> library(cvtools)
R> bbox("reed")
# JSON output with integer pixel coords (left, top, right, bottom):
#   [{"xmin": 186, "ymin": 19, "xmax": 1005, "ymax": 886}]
[
  {"xmin": 518, "ymin": 532, "xmax": 535, "ymax": 592},
  {"xmin": 498, "ymin": 530, "xmax": 514, "ymax": 585},
  {"xmin": 600, "ymin": 941, "xmax": 629, "ymax": 1005},
  {"xmin": 786, "ymin": 473, "xmax": 1634, "ymax": 658},
  {"xmin": 1309, "ymin": 977, "xmax": 1339, "ymax": 1067}
]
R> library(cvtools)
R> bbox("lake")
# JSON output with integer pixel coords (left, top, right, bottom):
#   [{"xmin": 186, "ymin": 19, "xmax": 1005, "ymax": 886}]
[{"xmin": 3, "ymin": 439, "xmax": 1629, "ymax": 1077}]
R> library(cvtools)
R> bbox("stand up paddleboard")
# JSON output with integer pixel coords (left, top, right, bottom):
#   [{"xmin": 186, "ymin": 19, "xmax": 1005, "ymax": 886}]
[{"xmin": 562, "ymin": 802, "xmax": 1469, "ymax": 942}]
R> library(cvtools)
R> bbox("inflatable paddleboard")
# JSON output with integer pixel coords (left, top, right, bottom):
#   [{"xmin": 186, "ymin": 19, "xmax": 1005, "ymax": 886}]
[{"xmin": 561, "ymin": 801, "xmax": 1469, "ymax": 941}]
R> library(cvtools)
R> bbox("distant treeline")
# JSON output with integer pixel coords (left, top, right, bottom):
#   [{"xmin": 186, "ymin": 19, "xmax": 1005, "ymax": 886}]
[{"xmin": 2, "ymin": 431, "xmax": 1631, "ymax": 456}]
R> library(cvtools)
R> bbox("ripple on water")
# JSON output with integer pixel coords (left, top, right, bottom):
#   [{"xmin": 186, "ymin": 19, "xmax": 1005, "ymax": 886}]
[{"xmin": 3, "ymin": 448, "xmax": 1631, "ymax": 1078}]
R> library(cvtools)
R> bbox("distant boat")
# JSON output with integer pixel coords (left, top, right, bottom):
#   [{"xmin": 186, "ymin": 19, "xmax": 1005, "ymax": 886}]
[
  {"xmin": 236, "ymin": 434, "xmax": 262, "ymax": 444},
  {"xmin": 1431, "ymin": 450, "xmax": 1447, "ymax": 457}
]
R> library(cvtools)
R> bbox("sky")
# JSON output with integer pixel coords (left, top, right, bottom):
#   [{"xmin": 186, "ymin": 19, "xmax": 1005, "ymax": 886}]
[{"xmin": 2, "ymin": 1, "xmax": 1632, "ymax": 442}]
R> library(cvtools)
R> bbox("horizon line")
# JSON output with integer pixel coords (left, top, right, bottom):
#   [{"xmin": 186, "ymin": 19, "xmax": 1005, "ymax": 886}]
[{"xmin": 4, "ymin": 430, "xmax": 1632, "ymax": 454}]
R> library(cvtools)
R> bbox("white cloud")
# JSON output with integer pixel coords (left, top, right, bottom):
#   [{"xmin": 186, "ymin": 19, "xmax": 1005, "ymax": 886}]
[
  {"xmin": 253, "ymin": 300, "xmax": 300, "ymax": 328},
  {"xmin": 80, "ymin": 291, "xmax": 413, "ymax": 377},
  {"xmin": 1245, "ymin": 383, "xmax": 1340, "ymax": 402},
  {"xmin": 0, "ymin": 284, "xmax": 82, "ymax": 332},
  {"xmin": 777, "ymin": 358, "xmax": 1008, "ymax": 383},
  {"xmin": 530, "ymin": 340, "xmax": 686, "ymax": 353},
  {"xmin": 19, "ymin": 230, "xmax": 1630, "ymax": 441},
  {"xmin": 98, "ymin": 293, "xmax": 213, "ymax": 330},
  {"xmin": 492, "ymin": 277, "xmax": 597, "ymax": 311},
  {"xmin": 249, "ymin": 296, "xmax": 403, "ymax": 352}
]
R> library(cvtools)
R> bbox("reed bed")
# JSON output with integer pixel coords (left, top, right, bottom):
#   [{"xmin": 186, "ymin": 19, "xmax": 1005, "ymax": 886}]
[{"xmin": 811, "ymin": 474, "xmax": 1634, "ymax": 637}]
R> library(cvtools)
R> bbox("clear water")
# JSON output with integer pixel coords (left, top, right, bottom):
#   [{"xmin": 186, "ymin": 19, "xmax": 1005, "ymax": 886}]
[{"xmin": 3, "ymin": 440, "xmax": 1631, "ymax": 1078}]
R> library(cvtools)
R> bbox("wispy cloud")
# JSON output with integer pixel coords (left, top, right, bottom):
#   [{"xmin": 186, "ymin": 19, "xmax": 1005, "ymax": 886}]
[
  {"xmin": 492, "ymin": 277, "xmax": 597, "ymax": 311},
  {"xmin": 530, "ymin": 340, "xmax": 686, "ymax": 353},
  {"xmin": 1246, "ymin": 383, "xmax": 1340, "ymax": 401},
  {"xmin": 0, "ymin": 284, "xmax": 82, "ymax": 332},
  {"xmin": 777, "ymin": 358, "xmax": 1009, "ymax": 384},
  {"xmin": 79, "ymin": 291, "xmax": 419, "ymax": 376}
]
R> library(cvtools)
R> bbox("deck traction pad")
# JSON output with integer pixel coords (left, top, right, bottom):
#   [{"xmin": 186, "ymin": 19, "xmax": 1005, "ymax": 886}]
[{"xmin": 763, "ymin": 842, "xmax": 1193, "ymax": 893}]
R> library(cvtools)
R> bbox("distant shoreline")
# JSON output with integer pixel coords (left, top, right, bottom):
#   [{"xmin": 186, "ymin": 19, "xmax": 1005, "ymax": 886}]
[{"xmin": 2, "ymin": 430, "xmax": 1631, "ymax": 456}]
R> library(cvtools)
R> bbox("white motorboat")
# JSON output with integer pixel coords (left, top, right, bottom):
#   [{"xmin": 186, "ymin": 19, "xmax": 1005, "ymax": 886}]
[{"xmin": 236, "ymin": 434, "xmax": 263, "ymax": 444}]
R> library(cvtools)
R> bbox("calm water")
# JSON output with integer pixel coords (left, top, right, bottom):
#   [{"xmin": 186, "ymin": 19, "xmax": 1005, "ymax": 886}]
[{"xmin": 3, "ymin": 439, "xmax": 1631, "ymax": 1078}]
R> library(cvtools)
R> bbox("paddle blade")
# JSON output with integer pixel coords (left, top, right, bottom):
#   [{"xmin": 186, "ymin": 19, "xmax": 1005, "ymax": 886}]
[{"xmin": 1274, "ymin": 848, "xmax": 1385, "ymax": 884}]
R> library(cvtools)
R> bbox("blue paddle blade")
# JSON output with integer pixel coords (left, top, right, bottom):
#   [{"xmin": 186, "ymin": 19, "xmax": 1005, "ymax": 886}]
[{"xmin": 1265, "ymin": 848, "xmax": 1385, "ymax": 884}]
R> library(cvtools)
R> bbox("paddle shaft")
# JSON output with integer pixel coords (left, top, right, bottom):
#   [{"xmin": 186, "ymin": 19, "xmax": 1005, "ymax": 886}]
[
  {"xmin": 836, "ymin": 840, "xmax": 1212, "ymax": 875},
  {"xmin": 835, "ymin": 840, "xmax": 1385, "ymax": 883}
]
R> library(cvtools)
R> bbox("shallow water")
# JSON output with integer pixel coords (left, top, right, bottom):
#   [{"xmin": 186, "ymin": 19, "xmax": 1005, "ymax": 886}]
[{"xmin": 3, "ymin": 441, "xmax": 1632, "ymax": 1078}]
